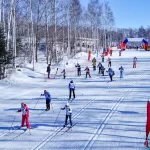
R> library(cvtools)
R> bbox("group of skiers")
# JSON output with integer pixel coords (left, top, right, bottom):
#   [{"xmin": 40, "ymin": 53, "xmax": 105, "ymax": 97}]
[
  {"xmin": 17, "ymin": 79, "xmax": 76, "ymax": 129},
  {"xmin": 46, "ymin": 55, "xmax": 138, "ymax": 82},
  {"xmin": 17, "ymin": 52, "xmax": 138, "ymax": 130}
]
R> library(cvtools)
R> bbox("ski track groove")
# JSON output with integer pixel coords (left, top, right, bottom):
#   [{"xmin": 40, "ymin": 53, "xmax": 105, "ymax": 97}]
[
  {"xmin": 31, "ymin": 76, "xmax": 134, "ymax": 150},
  {"xmin": 83, "ymin": 75, "xmax": 145, "ymax": 150}
]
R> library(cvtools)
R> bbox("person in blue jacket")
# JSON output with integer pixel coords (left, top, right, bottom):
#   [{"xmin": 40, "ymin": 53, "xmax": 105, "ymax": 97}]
[
  {"xmin": 106, "ymin": 68, "xmax": 114, "ymax": 81},
  {"xmin": 68, "ymin": 80, "xmax": 75, "ymax": 100},
  {"xmin": 41, "ymin": 90, "xmax": 51, "ymax": 111},
  {"xmin": 119, "ymin": 66, "xmax": 124, "ymax": 78}
]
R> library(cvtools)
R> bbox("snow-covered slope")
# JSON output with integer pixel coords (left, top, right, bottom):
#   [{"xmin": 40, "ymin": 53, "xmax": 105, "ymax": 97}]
[{"xmin": 0, "ymin": 49, "xmax": 150, "ymax": 149}]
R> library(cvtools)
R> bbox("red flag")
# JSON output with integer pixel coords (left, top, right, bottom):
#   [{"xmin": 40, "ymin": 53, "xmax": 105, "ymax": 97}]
[
  {"xmin": 88, "ymin": 51, "xmax": 91, "ymax": 61},
  {"xmin": 120, "ymin": 42, "xmax": 126, "ymax": 49},
  {"xmin": 145, "ymin": 101, "xmax": 150, "ymax": 147}
]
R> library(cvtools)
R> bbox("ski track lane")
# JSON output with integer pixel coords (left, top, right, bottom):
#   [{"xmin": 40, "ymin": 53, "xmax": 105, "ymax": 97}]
[
  {"xmin": 30, "ymin": 75, "xmax": 139, "ymax": 150},
  {"xmin": 1, "ymin": 60, "xmax": 148, "ymax": 147},
  {"xmin": 83, "ymin": 75, "xmax": 146, "ymax": 150}
]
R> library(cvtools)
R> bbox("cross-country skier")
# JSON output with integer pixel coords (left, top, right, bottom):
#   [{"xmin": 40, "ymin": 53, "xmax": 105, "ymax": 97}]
[
  {"xmin": 119, "ymin": 66, "xmax": 124, "ymax": 78},
  {"xmin": 76, "ymin": 63, "xmax": 81, "ymax": 76},
  {"xmin": 106, "ymin": 68, "xmax": 114, "ymax": 81},
  {"xmin": 47, "ymin": 64, "xmax": 51, "ymax": 78},
  {"xmin": 97, "ymin": 62, "xmax": 102, "ymax": 74},
  {"xmin": 68, "ymin": 80, "xmax": 75, "ymax": 100},
  {"xmin": 61, "ymin": 102, "xmax": 72, "ymax": 128},
  {"xmin": 133, "ymin": 57, "xmax": 137, "ymax": 68},
  {"xmin": 101, "ymin": 53, "xmax": 104, "ymax": 62},
  {"xmin": 17, "ymin": 102, "xmax": 30, "ymax": 129},
  {"xmin": 119, "ymin": 50, "xmax": 122, "ymax": 56},
  {"xmin": 84, "ymin": 66, "xmax": 91, "ymax": 78},
  {"xmin": 107, "ymin": 57, "xmax": 111, "ymax": 67},
  {"xmin": 101, "ymin": 65, "xmax": 105, "ymax": 76},
  {"xmin": 110, "ymin": 49, "xmax": 113, "ymax": 56},
  {"xmin": 41, "ymin": 90, "xmax": 51, "ymax": 111},
  {"xmin": 61, "ymin": 69, "xmax": 66, "ymax": 79},
  {"xmin": 92, "ymin": 57, "xmax": 96, "ymax": 71}
]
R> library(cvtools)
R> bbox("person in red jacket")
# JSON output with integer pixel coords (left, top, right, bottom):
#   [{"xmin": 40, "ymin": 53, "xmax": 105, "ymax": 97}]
[
  {"xmin": 17, "ymin": 102, "xmax": 30, "ymax": 129},
  {"xmin": 84, "ymin": 66, "xmax": 91, "ymax": 78}
]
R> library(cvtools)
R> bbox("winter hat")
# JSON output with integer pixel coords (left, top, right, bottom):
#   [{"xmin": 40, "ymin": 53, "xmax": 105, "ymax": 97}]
[
  {"xmin": 70, "ymin": 80, "xmax": 73, "ymax": 83},
  {"xmin": 21, "ymin": 102, "xmax": 25, "ymax": 107}
]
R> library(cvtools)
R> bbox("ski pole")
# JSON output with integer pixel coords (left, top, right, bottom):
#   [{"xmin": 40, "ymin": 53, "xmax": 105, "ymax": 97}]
[
  {"xmin": 51, "ymin": 102, "xmax": 54, "ymax": 113},
  {"xmin": 34, "ymin": 96, "xmax": 41, "ymax": 109},
  {"xmin": 54, "ymin": 109, "xmax": 61, "ymax": 124},
  {"xmin": 9, "ymin": 115, "xmax": 16, "ymax": 132}
]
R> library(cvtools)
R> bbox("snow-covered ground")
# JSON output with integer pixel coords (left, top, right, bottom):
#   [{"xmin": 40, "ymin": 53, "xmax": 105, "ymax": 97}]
[{"xmin": 0, "ymin": 49, "xmax": 150, "ymax": 150}]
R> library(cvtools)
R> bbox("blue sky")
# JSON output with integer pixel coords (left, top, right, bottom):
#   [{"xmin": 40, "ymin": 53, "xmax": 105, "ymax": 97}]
[{"xmin": 80, "ymin": 0, "xmax": 150, "ymax": 29}]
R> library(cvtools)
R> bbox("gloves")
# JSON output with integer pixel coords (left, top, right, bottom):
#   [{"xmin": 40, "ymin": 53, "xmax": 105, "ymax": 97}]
[{"xmin": 41, "ymin": 94, "xmax": 43, "ymax": 96}]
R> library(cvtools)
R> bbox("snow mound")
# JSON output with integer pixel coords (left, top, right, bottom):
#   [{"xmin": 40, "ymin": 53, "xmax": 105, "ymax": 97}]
[{"xmin": 9, "ymin": 70, "xmax": 30, "ymax": 82}]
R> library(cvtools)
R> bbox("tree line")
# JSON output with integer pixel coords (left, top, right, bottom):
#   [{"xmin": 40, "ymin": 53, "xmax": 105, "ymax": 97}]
[{"xmin": 0, "ymin": 0, "xmax": 149, "ymax": 79}]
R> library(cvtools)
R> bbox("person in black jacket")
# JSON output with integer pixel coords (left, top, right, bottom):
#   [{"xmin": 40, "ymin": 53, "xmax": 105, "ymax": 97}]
[
  {"xmin": 47, "ymin": 64, "xmax": 51, "ymax": 78},
  {"xmin": 76, "ymin": 63, "xmax": 81, "ymax": 76},
  {"xmin": 61, "ymin": 69, "xmax": 66, "ymax": 79},
  {"xmin": 101, "ymin": 65, "xmax": 105, "ymax": 76},
  {"xmin": 97, "ymin": 62, "xmax": 102, "ymax": 74}
]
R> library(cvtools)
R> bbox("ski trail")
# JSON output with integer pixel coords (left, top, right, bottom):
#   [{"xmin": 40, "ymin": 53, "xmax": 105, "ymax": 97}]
[
  {"xmin": 83, "ymin": 75, "xmax": 145, "ymax": 150},
  {"xmin": 31, "ymin": 78, "xmax": 129, "ymax": 150}
]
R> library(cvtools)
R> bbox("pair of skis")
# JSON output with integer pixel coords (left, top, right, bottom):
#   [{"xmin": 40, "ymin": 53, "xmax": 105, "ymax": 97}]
[
  {"xmin": 60, "ymin": 122, "xmax": 77, "ymax": 135},
  {"xmin": 13, "ymin": 128, "xmax": 30, "ymax": 140},
  {"xmin": 13, "ymin": 125, "xmax": 37, "ymax": 140}
]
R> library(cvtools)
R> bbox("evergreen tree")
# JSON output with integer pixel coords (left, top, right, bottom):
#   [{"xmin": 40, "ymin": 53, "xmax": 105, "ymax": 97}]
[{"xmin": 0, "ymin": 26, "xmax": 13, "ymax": 79}]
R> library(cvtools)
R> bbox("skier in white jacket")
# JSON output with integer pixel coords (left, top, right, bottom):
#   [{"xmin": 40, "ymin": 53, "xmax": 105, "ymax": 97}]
[
  {"xmin": 68, "ymin": 80, "xmax": 75, "ymax": 100},
  {"xmin": 61, "ymin": 102, "xmax": 72, "ymax": 127}
]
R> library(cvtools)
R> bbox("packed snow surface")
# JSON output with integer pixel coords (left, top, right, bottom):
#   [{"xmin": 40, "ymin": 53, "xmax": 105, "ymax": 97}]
[{"xmin": 0, "ymin": 49, "xmax": 150, "ymax": 150}]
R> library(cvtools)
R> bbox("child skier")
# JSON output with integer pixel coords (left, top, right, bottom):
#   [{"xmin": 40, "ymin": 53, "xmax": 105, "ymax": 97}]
[
  {"xmin": 101, "ymin": 65, "xmax": 105, "ymax": 76},
  {"xmin": 61, "ymin": 69, "xmax": 66, "ymax": 79},
  {"xmin": 97, "ymin": 62, "xmax": 102, "ymax": 74},
  {"xmin": 76, "ymin": 63, "xmax": 81, "ymax": 76},
  {"xmin": 68, "ymin": 80, "xmax": 75, "ymax": 100},
  {"xmin": 107, "ymin": 68, "xmax": 114, "ymax": 81},
  {"xmin": 101, "ymin": 53, "xmax": 104, "ymax": 62},
  {"xmin": 92, "ymin": 57, "xmax": 96, "ymax": 71},
  {"xmin": 119, "ymin": 66, "xmax": 124, "ymax": 78},
  {"xmin": 110, "ymin": 49, "xmax": 113, "ymax": 56},
  {"xmin": 41, "ymin": 90, "xmax": 51, "ymax": 111},
  {"xmin": 108, "ymin": 57, "xmax": 111, "ymax": 67},
  {"xmin": 17, "ymin": 102, "xmax": 30, "ymax": 129},
  {"xmin": 133, "ymin": 57, "xmax": 137, "ymax": 68},
  {"xmin": 61, "ymin": 102, "xmax": 72, "ymax": 128},
  {"xmin": 119, "ymin": 50, "xmax": 122, "ymax": 56},
  {"xmin": 84, "ymin": 66, "xmax": 91, "ymax": 78},
  {"xmin": 47, "ymin": 64, "xmax": 51, "ymax": 78}
]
